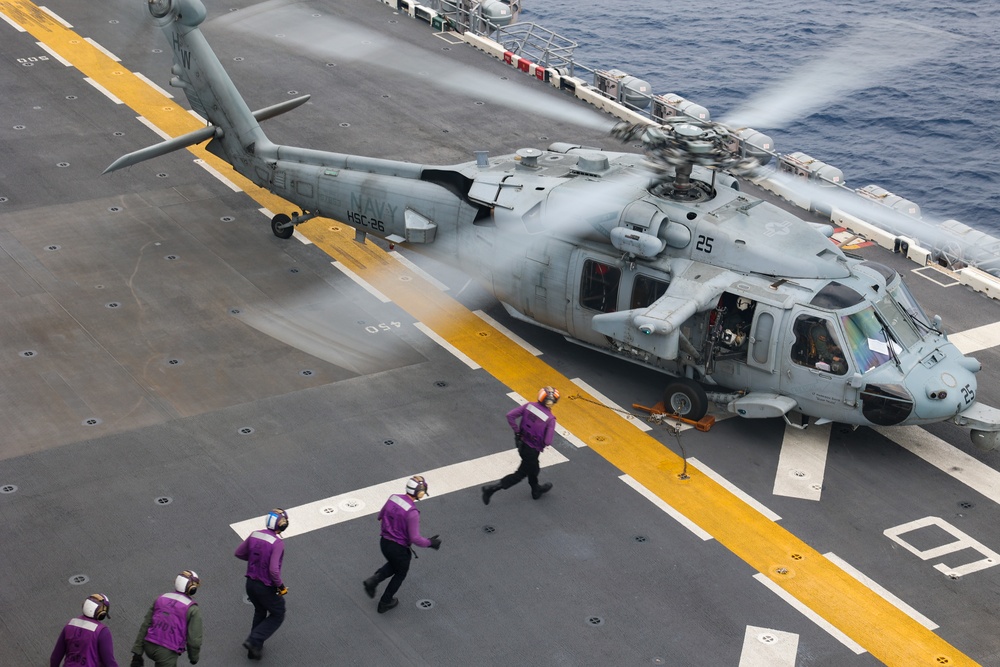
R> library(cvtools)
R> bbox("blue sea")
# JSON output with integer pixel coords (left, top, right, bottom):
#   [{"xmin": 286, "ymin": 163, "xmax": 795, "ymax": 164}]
[{"xmin": 523, "ymin": 0, "xmax": 1000, "ymax": 235}]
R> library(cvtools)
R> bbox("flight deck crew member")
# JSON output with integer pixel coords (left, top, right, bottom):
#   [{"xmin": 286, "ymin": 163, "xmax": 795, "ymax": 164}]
[
  {"xmin": 363, "ymin": 475, "xmax": 441, "ymax": 614},
  {"xmin": 129, "ymin": 570, "xmax": 202, "ymax": 667},
  {"xmin": 482, "ymin": 386, "xmax": 559, "ymax": 504},
  {"xmin": 235, "ymin": 509, "xmax": 289, "ymax": 661},
  {"xmin": 51, "ymin": 593, "xmax": 118, "ymax": 667}
]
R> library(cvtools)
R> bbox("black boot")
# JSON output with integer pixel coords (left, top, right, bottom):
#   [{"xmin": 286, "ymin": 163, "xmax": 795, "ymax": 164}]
[
  {"xmin": 377, "ymin": 598, "xmax": 399, "ymax": 614},
  {"xmin": 481, "ymin": 483, "xmax": 502, "ymax": 505},
  {"xmin": 531, "ymin": 482, "xmax": 552, "ymax": 500},
  {"xmin": 363, "ymin": 576, "xmax": 379, "ymax": 599}
]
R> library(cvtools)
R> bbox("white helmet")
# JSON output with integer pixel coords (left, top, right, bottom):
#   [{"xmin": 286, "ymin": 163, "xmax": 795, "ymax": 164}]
[
  {"xmin": 82, "ymin": 593, "xmax": 110, "ymax": 621},
  {"xmin": 266, "ymin": 508, "xmax": 289, "ymax": 533},
  {"xmin": 406, "ymin": 475, "xmax": 429, "ymax": 500},
  {"xmin": 174, "ymin": 570, "xmax": 200, "ymax": 596}
]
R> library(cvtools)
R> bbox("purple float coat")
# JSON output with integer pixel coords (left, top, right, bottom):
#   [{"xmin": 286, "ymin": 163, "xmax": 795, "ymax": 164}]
[
  {"xmin": 378, "ymin": 494, "xmax": 432, "ymax": 548},
  {"xmin": 235, "ymin": 528, "xmax": 285, "ymax": 588},
  {"xmin": 144, "ymin": 592, "xmax": 195, "ymax": 653},
  {"xmin": 50, "ymin": 616, "xmax": 118, "ymax": 667},
  {"xmin": 507, "ymin": 401, "xmax": 556, "ymax": 450}
]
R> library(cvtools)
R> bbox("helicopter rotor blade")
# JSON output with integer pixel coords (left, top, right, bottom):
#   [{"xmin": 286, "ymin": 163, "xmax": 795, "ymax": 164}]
[
  {"xmin": 759, "ymin": 169, "xmax": 1000, "ymax": 272},
  {"xmin": 209, "ymin": 1, "xmax": 615, "ymax": 132},
  {"xmin": 720, "ymin": 20, "xmax": 966, "ymax": 131}
]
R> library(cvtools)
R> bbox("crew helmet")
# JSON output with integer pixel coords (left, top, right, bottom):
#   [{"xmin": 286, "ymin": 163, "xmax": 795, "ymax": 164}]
[
  {"xmin": 406, "ymin": 475, "xmax": 428, "ymax": 500},
  {"xmin": 174, "ymin": 570, "xmax": 200, "ymax": 596},
  {"xmin": 537, "ymin": 386, "xmax": 560, "ymax": 405},
  {"xmin": 82, "ymin": 593, "xmax": 110, "ymax": 621},
  {"xmin": 266, "ymin": 508, "xmax": 289, "ymax": 533}
]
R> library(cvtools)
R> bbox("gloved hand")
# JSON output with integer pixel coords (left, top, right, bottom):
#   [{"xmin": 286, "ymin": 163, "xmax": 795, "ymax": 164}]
[
  {"xmin": 277, "ymin": 585, "xmax": 288, "ymax": 596},
  {"xmin": 429, "ymin": 534, "xmax": 442, "ymax": 550},
  {"xmin": 514, "ymin": 432, "xmax": 524, "ymax": 446},
  {"xmin": 130, "ymin": 653, "xmax": 144, "ymax": 667}
]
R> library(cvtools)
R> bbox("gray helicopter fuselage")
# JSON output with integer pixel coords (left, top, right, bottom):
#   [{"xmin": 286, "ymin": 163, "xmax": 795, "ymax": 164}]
[{"xmin": 112, "ymin": 0, "xmax": 997, "ymax": 440}]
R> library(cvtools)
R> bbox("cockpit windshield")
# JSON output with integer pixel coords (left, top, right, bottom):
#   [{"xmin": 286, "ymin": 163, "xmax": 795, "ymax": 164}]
[
  {"xmin": 841, "ymin": 306, "xmax": 896, "ymax": 373},
  {"xmin": 873, "ymin": 292, "xmax": 921, "ymax": 348}
]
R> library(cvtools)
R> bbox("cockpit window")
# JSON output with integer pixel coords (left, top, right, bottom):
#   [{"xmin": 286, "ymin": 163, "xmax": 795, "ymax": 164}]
[
  {"xmin": 810, "ymin": 282, "xmax": 864, "ymax": 310},
  {"xmin": 873, "ymin": 292, "xmax": 920, "ymax": 348},
  {"xmin": 889, "ymin": 282, "xmax": 932, "ymax": 330},
  {"xmin": 791, "ymin": 315, "xmax": 848, "ymax": 375},
  {"xmin": 841, "ymin": 306, "xmax": 896, "ymax": 373}
]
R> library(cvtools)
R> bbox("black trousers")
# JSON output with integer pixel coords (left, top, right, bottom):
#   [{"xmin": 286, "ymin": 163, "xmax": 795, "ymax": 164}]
[
  {"xmin": 500, "ymin": 438, "xmax": 542, "ymax": 491},
  {"xmin": 245, "ymin": 577, "xmax": 286, "ymax": 648},
  {"xmin": 373, "ymin": 537, "xmax": 412, "ymax": 606}
]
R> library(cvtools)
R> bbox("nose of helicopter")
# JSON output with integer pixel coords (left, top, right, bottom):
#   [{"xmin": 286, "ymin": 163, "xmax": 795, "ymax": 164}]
[{"xmin": 905, "ymin": 344, "xmax": 980, "ymax": 423}]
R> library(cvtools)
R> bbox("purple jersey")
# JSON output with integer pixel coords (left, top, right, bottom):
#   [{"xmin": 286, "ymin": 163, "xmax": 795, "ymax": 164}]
[
  {"xmin": 145, "ymin": 592, "xmax": 195, "ymax": 653},
  {"xmin": 507, "ymin": 401, "xmax": 556, "ymax": 450},
  {"xmin": 235, "ymin": 528, "xmax": 285, "ymax": 587},
  {"xmin": 50, "ymin": 616, "xmax": 118, "ymax": 667},
  {"xmin": 378, "ymin": 494, "xmax": 431, "ymax": 548}
]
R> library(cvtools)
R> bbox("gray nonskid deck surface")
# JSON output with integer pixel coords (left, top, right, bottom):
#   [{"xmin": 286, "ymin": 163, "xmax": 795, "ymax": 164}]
[{"xmin": 2, "ymin": 0, "xmax": 1000, "ymax": 665}]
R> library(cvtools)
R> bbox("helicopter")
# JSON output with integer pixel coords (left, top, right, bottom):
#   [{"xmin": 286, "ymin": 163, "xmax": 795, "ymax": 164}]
[{"xmin": 108, "ymin": 0, "xmax": 1000, "ymax": 448}]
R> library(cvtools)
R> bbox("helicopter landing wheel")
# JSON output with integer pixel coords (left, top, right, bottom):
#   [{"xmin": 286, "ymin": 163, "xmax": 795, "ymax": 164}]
[
  {"xmin": 271, "ymin": 213, "xmax": 294, "ymax": 239},
  {"xmin": 663, "ymin": 378, "xmax": 708, "ymax": 421}
]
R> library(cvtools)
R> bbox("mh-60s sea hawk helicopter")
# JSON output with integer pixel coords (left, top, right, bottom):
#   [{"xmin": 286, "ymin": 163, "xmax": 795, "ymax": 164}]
[{"xmin": 108, "ymin": 0, "xmax": 1000, "ymax": 447}]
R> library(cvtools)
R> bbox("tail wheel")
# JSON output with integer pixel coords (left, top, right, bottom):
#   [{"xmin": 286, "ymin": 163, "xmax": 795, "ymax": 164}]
[
  {"xmin": 271, "ymin": 213, "xmax": 294, "ymax": 239},
  {"xmin": 663, "ymin": 378, "xmax": 708, "ymax": 420}
]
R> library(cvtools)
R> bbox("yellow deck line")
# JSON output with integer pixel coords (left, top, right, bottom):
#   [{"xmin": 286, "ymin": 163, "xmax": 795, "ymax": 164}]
[{"xmin": 3, "ymin": 2, "xmax": 978, "ymax": 664}]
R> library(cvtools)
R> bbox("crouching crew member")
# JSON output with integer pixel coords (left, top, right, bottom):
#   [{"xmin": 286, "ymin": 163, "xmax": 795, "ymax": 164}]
[
  {"xmin": 130, "ymin": 570, "xmax": 202, "ymax": 666},
  {"xmin": 482, "ymin": 386, "xmax": 559, "ymax": 504},
  {"xmin": 235, "ymin": 509, "xmax": 289, "ymax": 660},
  {"xmin": 51, "ymin": 593, "xmax": 118, "ymax": 667},
  {"xmin": 363, "ymin": 475, "xmax": 441, "ymax": 614}
]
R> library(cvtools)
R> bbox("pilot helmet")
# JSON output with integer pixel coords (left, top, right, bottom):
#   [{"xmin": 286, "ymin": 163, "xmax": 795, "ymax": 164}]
[
  {"xmin": 175, "ymin": 570, "xmax": 200, "ymax": 596},
  {"xmin": 82, "ymin": 593, "xmax": 111, "ymax": 621},
  {"xmin": 537, "ymin": 386, "xmax": 560, "ymax": 406},
  {"xmin": 266, "ymin": 508, "xmax": 289, "ymax": 533},
  {"xmin": 406, "ymin": 475, "xmax": 429, "ymax": 500}
]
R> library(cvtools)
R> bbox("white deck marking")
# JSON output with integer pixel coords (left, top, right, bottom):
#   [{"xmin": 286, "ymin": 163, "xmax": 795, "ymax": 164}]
[
  {"xmin": 331, "ymin": 261, "xmax": 391, "ymax": 303},
  {"xmin": 619, "ymin": 474, "xmax": 713, "ymax": 541},
  {"xmin": 388, "ymin": 251, "xmax": 450, "ymax": 291},
  {"xmin": 35, "ymin": 41, "xmax": 71, "ymax": 66},
  {"xmin": 192, "ymin": 159, "xmax": 241, "ymax": 191},
  {"xmin": 570, "ymin": 377, "xmax": 652, "ymax": 432},
  {"xmin": 133, "ymin": 72, "xmax": 173, "ymax": 98},
  {"xmin": 473, "ymin": 310, "xmax": 542, "ymax": 356},
  {"xmin": 688, "ymin": 458, "xmax": 782, "ymax": 521},
  {"xmin": 824, "ymin": 552, "xmax": 938, "ymax": 629},
  {"xmin": 948, "ymin": 321, "xmax": 1000, "ymax": 354},
  {"xmin": 229, "ymin": 446, "xmax": 569, "ymax": 539},
  {"xmin": 37, "ymin": 6, "xmax": 72, "ymax": 27},
  {"xmin": 83, "ymin": 37, "xmax": 120, "ymax": 62},
  {"xmin": 753, "ymin": 573, "xmax": 866, "ymax": 655},
  {"xmin": 883, "ymin": 516, "xmax": 1000, "ymax": 578},
  {"xmin": 773, "ymin": 421, "xmax": 831, "ymax": 501},
  {"xmin": 738, "ymin": 626, "xmax": 798, "ymax": 667},
  {"xmin": 0, "ymin": 11, "xmax": 26, "ymax": 31},
  {"xmin": 187, "ymin": 109, "xmax": 207, "ymax": 123},
  {"xmin": 414, "ymin": 322, "xmax": 481, "ymax": 369},
  {"xmin": 876, "ymin": 425, "xmax": 1000, "ymax": 506},
  {"xmin": 136, "ymin": 116, "xmax": 170, "ymax": 141},
  {"xmin": 83, "ymin": 77, "xmax": 123, "ymax": 105}
]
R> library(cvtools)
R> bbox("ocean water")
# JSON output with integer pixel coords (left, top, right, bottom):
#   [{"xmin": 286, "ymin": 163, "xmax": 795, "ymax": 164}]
[{"xmin": 522, "ymin": 0, "xmax": 1000, "ymax": 236}]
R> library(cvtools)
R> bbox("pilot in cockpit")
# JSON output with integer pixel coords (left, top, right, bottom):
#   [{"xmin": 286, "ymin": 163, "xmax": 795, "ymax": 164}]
[{"xmin": 792, "ymin": 317, "xmax": 847, "ymax": 375}]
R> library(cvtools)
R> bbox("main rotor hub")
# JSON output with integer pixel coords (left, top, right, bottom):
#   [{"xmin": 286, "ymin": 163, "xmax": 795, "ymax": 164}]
[{"xmin": 611, "ymin": 119, "xmax": 758, "ymax": 200}]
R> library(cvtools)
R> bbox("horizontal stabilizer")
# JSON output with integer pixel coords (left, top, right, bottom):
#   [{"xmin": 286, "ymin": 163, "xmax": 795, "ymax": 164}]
[
  {"xmin": 103, "ymin": 95, "xmax": 310, "ymax": 175},
  {"xmin": 103, "ymin": 124, "xmax": 217, "ymax": 174},
  {"xmin": 252, "ymin": 95, "xmax": 311, "ymax": 122}
]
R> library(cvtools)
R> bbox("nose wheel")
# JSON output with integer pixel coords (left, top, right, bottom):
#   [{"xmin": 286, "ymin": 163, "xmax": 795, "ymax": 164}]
[
  {"xmin": 663, "ymin": 378, "xmax": 708, "ymax": 421},
  {"xmin": 271, "ymin": 210, "xmax": 318, "ymax": 239}
]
